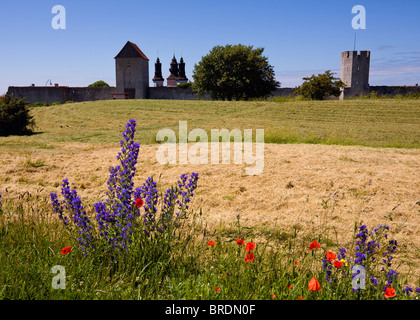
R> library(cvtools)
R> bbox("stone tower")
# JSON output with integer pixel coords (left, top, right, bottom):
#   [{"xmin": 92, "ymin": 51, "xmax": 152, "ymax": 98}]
[
  {"xmin": 152, "ymin": 57, "xmax": 164, "ymax": 87},
  {"xmin": 340, "ymin": 50, "xmax": 370, "ymax": 99},
  {"xmin": 115, "ymin": 41, "xmax": 149, "ymax": 99}
]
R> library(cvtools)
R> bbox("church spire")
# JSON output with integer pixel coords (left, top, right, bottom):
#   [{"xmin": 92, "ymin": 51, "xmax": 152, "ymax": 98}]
[
  {"xmin": 152, "ymin": 57, "xmax": 164, "ymax": 87},
  {"xmin": 169, "ymin": 55, "xmax": 179, "ymax": 77},
  {"xmin": 176, "ymin": 56, "xmax": 188, "ymax": 85},
  {"xmin": 167, "ymin": 55, "xmax": 179, "ymax": 87},
  {"xmin": 178, "ymin": 57, "xmax": 187, "ymax": 79}
]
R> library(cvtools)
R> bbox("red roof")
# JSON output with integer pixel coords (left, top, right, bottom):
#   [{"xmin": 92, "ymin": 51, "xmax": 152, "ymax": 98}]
[
  {"xmin": 129, "ymin": 41, "xmax": 149, "ymax": 60},
  {"xmin": 114, "ymin": 41, "xmax": 149, "ymax": 60}
]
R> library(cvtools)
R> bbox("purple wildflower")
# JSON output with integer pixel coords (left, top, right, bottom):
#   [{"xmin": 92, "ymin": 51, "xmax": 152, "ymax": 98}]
[
  {"xmin": 51, "ymin": 119, "xmax": 200, "ymax": 258},
  {"xmin": 95, "ymin": 119, "xmax": 141, "ymax": 250},
  {"xmin": 402, "ymin": 286, "xmax": 413, "ymax": 296},
  {"xmin": 51, "ymin": 179, "xmax": 94, "ymax": 254}
]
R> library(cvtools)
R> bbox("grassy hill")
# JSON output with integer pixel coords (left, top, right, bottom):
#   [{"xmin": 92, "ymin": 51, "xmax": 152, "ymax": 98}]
[
  {"xmin": 1, "ymin": 98, "xmax": 420, "ymax": 300},
  {"xmin": 1, "ymin": 98, "xmax": 419, "ymax": 149}
]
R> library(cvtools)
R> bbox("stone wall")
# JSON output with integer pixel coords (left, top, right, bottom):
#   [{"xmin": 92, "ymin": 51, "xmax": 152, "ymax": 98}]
[
  {"xmin": 270, "ymin": 88, "xmax": 296, "ymax": 97},
  {"xmin": 148, "ymin": 87, "xmax": 211, "ymax": 100},
  {"xmin": 67, "ymin": 87, "xmax": 116, "ymax": 102},
  {"xmin": 8, "ymin": 85, "xmax": 418, "ymax": 103},
  {"xmin": 7, "ymin": 86, "xmax": 116, "ymax": 104},
  {"xmin": 148, "ymin": 87, "xmax": 296, "ymax": 100},
  {"xmin": 341, "ymin": 85, "xmax": 420, "ymax": 99},
  {"xmin": 369, "ymin": 85, "xmax": 420, "ymax": 97}
]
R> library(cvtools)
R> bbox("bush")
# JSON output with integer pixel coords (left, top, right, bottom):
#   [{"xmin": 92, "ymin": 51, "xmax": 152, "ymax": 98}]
[
  {"xmin": 32, "ymin": 102, "xmax": 51, "ymax": 107},
  {"xmin": 177, "ymin": 82, "xmax": 192, "ymax": 90},
  {"xmin": 88, "ymin": 80, "xmax": 110, "ymax": 88},
  {"xmin": 407, "ymin": 92, "xmax": 420, "ymax": 99},
  {"xmin": 295, "ymin": 70, "xmax": 345, "ymax": 100},
  {"xmin": 0, "ymin": 94, "xmax": 35, "ymax": 136}
]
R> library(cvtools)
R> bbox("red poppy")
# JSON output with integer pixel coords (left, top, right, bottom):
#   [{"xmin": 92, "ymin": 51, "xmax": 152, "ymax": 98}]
[
  {"xmin": 288, "ymin": 284, "xmax": 293, "ymax": 289},
  {"xmin": 236, "ymin": 238, "xmax": 244, "ymax": 245},
  {"xmin": 207, "ymin": 240, "xmax": 215, "ymax": 246},
  {"xmin": 272, "ymin": 294, "xmax": 276, "ymax": 299},
  {"xmin": 308, "ymin": 277, "xmax": 322, "ymax": 291},
  {"xmin": 135, "ymin": 198, "xmax": 144, "ymax": 208},
  {"xmin": 245, "ymin": 242, "xmax": 256, "ymax": 252},
  {"xmin": 294, "ymin": 261, "xmax": 299, "ymax": 265},
  {"xmin": 298, "ymin": 296, "xmax": 303, "ymax": 300},
  {"xmin": 384, "ymin": 286, "xmax": 396, "ymax": 299},
  {"xmin": 334, "ymin": 260, "xmax": 343, "ymax": 269},
  {"xmin": 215, "ymin": 286, "xmax": 221, "ymax": 292},
  {"xmin": 308, "ymin": 241, "xmax": 321, "ymax": 250},
  {"xmin": 326, "ymin": 251, "xmax": 336, "ymax": 262},
  {"xmin": 60, "ymin": 246, "xmax": 71, "ymax": 255},
  {"xmin": 245, "ymin": 252, "xmax": 255, "ymax": 263}
]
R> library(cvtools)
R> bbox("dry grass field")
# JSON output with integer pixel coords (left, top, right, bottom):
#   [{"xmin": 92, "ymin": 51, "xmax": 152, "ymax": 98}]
[
  {"xmin": 1, "ymin": 142, "xmax": 419, "ymax": 275},
  {"xmin": 1, "ymin": 98, "xmax": 419, "ymax": 277}
]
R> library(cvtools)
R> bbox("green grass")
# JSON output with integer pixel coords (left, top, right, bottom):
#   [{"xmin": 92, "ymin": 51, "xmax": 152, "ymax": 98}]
[
  {"xmin": 0, "ymin": 192, "xmax": 416, "ymax": 300},
  {"xmin": 0, "ymin": 98, "xmax": 417, "ymax": 148}
]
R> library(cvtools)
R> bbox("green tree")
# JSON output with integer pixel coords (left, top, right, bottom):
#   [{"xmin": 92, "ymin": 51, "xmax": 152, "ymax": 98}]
[
  {"xmin": 192, "ymin": 44, "xmax": 280, "ymax": 101},
  {"xmin": 295, "ymin": 70, "xmax": 346, "ymax": 100},
  {"xmin": 88, "ymin": 80, "xmax": 110, "ymax": 88},
  {"xmin": 0, "ymin": 95, "xmax": 35, "ymax": 136}
]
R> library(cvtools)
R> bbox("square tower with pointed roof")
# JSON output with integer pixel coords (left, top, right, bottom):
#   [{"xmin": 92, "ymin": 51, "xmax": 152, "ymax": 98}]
[{"xmin": 115, "ymin": 41, "xmax": 149, "ymax": 99}]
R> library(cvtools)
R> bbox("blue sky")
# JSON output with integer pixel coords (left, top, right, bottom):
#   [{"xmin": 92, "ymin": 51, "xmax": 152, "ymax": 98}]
[{"xmin": 0, "ymin": 0, "xmax": 419, "ymax": 94}]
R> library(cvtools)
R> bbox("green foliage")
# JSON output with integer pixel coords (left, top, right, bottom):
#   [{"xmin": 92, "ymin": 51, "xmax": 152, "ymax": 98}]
[
  {"xmin": 32, "ymin": 102, "xmax": 51, "ymax": 107},
  {"xmin": 407, "ymin": 92, "xmax": 420, "ymax": 99},
  {"xmin": 177, "ymin": 82, "xmax": 192, "ymax": 90},
  {"xmin": 295, "ymin": 70, "xmax": 346, "ymax": 100},
  {"xmin": 0, "ymin": 94, "xmax": 35, "ymax": 136},
  {"xmin": 88, "ymin": 80, "xmax": 110, "ymax": 88},
  {"xmin": 192, "ymin": 44, "xmax": 280, "ymax": 101}
]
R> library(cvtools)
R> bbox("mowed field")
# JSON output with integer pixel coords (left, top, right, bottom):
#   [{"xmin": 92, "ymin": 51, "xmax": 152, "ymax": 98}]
[{"xmin": 1, "ymin": 98, "xmax": 420, "ymax": 276}]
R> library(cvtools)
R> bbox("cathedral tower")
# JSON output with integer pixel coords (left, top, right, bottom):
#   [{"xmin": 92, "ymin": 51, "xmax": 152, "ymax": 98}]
[
  {"xmin": 152, "ymin": 57, "xmax": 164, "ymax": 87},
  {"xmin": 176, "ymin": 57, "xmax": 188, "ymax": 85},
  {"xmin": 167, "ymin": 55, "xmax": 179, "ymax": 87}
]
